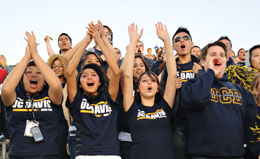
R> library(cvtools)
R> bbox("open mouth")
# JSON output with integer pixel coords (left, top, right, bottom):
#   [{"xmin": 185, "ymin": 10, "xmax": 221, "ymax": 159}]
[
  {"xmin": 30, "ymin": 80, "xmax": 38, "ymax": 85},
  {"xmin": 181, "ymin": 45, "xmax": 185, "ymax": 49},
  {"xmin": 30, "ymin": 80, "xmax": 38, "ymax": 89},
  {"xmin": 87, "ymin": 82, "xmax": 94, "ymax": 86},
  {"xmin": 213, "ymin": 59, "xmax": 221, "ymax": 66},
  {"xmin": 147, "ymin": 87, "xmax": 152, "ymax": 91}
]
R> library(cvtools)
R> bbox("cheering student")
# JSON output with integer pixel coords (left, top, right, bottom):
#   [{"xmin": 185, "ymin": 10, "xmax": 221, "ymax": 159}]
[
  {"xmin": 1, "ymin": 32, "xmax": 62, "ymax": 159},
  {"xmin": 181, "ymin": 41, "xmax": 260, "ymax": 159},
  {"xmin": 122, "ymin": 22, "xmax": 177, "ymax": 159},
  {"xmin": 66, "ymin": 21, "xmax": 121, "ymax": 158}
]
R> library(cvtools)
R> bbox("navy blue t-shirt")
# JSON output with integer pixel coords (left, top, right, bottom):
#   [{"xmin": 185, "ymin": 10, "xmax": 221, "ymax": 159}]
[
  {"xmin": 5, "ymin": 85, "xmax": 59, "ymax": 157},
  {"xmin": 67, "ymin": 88, "xmax": 120, "ymax": 156},
  {"xmin": 127, "ymin": 98, "xmax": 174, "ymax": 159}
]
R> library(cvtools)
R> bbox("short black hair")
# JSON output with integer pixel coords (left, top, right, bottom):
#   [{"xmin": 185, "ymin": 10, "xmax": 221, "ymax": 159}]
[
  {"xmin": 172, "ymin": 27, "xmax": 192, "ymax": 44},
  {"xmin": 58, "ymin": 33, "xmax": 72, "ymax": 43},
  {"xmin": 249, "ymin": 44, "xmax": 260, "ymax": 67},
  {"xmin": 237, "ymin": 48, "xmax": 245, "ymax": 56},
  {"xmin": 217, "ymin": 36, "xmax": 232, "ymax": 48}
]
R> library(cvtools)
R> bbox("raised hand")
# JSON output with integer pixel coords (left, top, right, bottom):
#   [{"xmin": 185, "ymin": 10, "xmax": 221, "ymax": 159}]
[
  {"xmin": 207, "ymin": 58, "xmax": 223, "ymax": 77},
  {"xmin": 176, "ymin": 77, "xmax": 182, "ymax": 89},
  {"xmin": 44, "ymin": 35, "xmax": 53, "ymax": 42},
  {"xmin": 88, "ymin": 22, "xmax": 101, "ymax": 42},
  {"xmin": 25, "ymin": 31, "xmax": 37, "ymax": 55},
  {"xmin": 25, "ymin": 44, "xmax": 32, "ymax": 60},
  {"xmin": 97, "ymin": 20, "xmax": 105, "ymax": 38},
  {"xmin": 128, "ymin": 23, "xmax": 143, "ymax": 42},
  {"xmin": 85, "ymin": 26, "xmax": 93, "ymax": 44},
  {"xmin": 156, "ymin": 22, "xmax": 170, "ymax": 42},
  {"xmin": 192, "ymin": 62, "xmax": 202, "ymax": 75}
]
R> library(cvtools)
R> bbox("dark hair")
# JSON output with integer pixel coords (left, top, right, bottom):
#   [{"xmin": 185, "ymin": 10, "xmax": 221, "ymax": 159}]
[
  {"xmin": 19, "ymin": 60, "xmax": 42, "ymax": 93},
  {"xmin": 81, "ymin": 51, "xmax": 102, "ymax": 68},
  {"xmin": 137, "ymin": 40, "xmax": 144, "ymax": 49},
  {"xmin": 77, "ymin": 64, "xmax": 109, "ymax": 101},
  {"xmin": 58, "ymin": 33, "xmax": 72, "ymax": 43},
  {"xmin": 249, "ymin": 45, "xmax": 260, "ymax": 68},
  {"xmin": 251, "ymin": 74, "xmax": 260, "ymax": 105},
  {"xmin": 237, "ymin": 48, "xmax": 245, "ymax": 56},
  {"xmin": 192, "ymin": 45, "xmax": 200, "ymax": 50},
  {"xmin": 104, "ymin": 25, "xmax": 113, "ymax": 42},
  {"xmin": 135, "ymin": 54, "xmax": 150, "ymax": 70},
  {"xmin": 172, "ymin": 27, "xmax": 192, "ymax": 44},
  {"xmin": 217, "ymin": 36, "xmax": 232, "ymax": 48},
  {"xmin": 134, "ymin": 71, "xmax": 162, "ymax": 104},
  {"xmin": 200, "ymin": 41, "xmax": 227, "ymax": 61}
]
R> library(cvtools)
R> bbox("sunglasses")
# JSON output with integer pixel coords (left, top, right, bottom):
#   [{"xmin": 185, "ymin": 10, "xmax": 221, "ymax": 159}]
[{"xmin": 174, "ymin": 35, "xmax": 190, "ymax": 43}]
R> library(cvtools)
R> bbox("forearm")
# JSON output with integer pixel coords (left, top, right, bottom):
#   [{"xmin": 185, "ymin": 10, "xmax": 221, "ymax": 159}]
[
  {"xmin": 101, "ymin": 36, "xmax": 119, "ymax": 62},
  {"xmin": 181, "ymin": 69, "xmax": 215, "ymax": 105},
  {"xmin": 123, "ymin": 41, "xmax": 136, "ymax": 78},
  {"xmin": 95, "ymin": 38, "xmax": 119, "ymax": 75},
  {"xmin": 66, "ymin": 41, "xmax": 90, "ymax": 76},
  {"xmin": 2, "ymin": 55, "xmax": 30, "ymax": 94},
  {"xmin": 45, "ymin": 40, "xmax": 55, "ymax": 56},
  {"xmin": 164, "ymin": 39, "xmax": 176, "ymax": 77},
  {"xmin": 32, "ymin": 53, "xmax": 61, "ymax": 88},
  {"xmin": 65, "ymin": 37, "xmax": 88, "ymax": 63}
]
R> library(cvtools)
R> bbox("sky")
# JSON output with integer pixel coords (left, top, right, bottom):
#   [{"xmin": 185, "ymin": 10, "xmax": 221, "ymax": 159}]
[{"xmin": 0, "ymin": 0, "xmax": 259, "ymax": 65}]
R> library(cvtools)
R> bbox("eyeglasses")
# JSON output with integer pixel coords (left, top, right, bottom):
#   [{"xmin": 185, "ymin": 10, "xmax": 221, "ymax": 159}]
[
  {"xmin": 51, "ymin": 65, "xmax": 63, "ymax": 69},
  {"xmin": 174, "ymin": 35, "xmax": 190, "ymax": 43}
]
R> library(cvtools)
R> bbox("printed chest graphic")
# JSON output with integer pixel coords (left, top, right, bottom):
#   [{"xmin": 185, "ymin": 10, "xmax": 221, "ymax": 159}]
[
  {"xmin": 210, "ymin": 87, "xmax": 242, "ymax": 105},
  {"xmin": 177, "ymin": 70, "xmax": 195, "ymax": 83},
  {"xmin": 137, "ymin": 108, "xmax": 167, "ymax": 120},
  {"xmin": 12, "ymin": 97, "xmax": 52, "ymax": 112},
  {"xmin": 80, "ymin": 99, "xmax": 112, "ymax": 117}
]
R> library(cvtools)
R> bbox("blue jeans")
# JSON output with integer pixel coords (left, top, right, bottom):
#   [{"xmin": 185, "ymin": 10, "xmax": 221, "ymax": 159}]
[{"xmin": 173, "ymin": 120, "xmax": 188, "ymax": 159}]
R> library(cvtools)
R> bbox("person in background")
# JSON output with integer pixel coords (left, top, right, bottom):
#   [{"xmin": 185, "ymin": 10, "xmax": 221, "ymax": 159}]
[
  {"xmin": 47, "ymin": 54, "xmax": 70, "ymax": 159},
  {"xmin": 135, "ymin": 40, "xmax": 154, "ymax": 69},
  {"xmin": 218, "ymin": 36, "xmax": 235, "ymax": 68},
  {"xmin": 0, "ymin": 55, "xmax": 12, "ymax": 76},
  {"xmin": 160, "ymin": 26, "xmax": 199, "ymax": 159},
  {"xmin": 145, "ymin": 48, "xmax": 155, "ymax": 60},
  {"xmin": 152, "ymin": 48, "xmax": 165, "ymax": 76},
  {"xmin": 236, "ymin": 48, "xmax": 247, "ymax": 66},
  {"xmin": 191, "ymin": 46, "xmax": 201, "ymax": 59},
  {"xmin": 45, "ymin": 33, "xmax": 73, "ymax": 56}
]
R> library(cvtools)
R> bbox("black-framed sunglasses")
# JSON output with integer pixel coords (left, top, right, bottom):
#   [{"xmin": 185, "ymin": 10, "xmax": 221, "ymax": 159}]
[{"xmin": 174, "ymin": 35, "xmax": 190, "ymax": 43}]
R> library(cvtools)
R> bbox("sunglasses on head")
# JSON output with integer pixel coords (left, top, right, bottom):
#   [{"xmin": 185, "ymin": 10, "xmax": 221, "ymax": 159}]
[{"xmin": 174, "ymin": 35, "xmax": 190, "ymax": 43}]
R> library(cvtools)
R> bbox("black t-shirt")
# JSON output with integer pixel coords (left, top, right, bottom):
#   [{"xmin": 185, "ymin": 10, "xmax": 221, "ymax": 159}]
[
  {"xmin": 6, "ymin": 85, "xmax": 59, "ymax": 157},
  {"xmin": 127, "ymin": 98, "xmax": 174, "ymax": 159},
  {"xmin": 160, "ymin": 56, "xmax": 198, "ymax": 122},
  {"xmin": 67, "ymin": 88, "xmax": 120, "ymax": 156}
]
